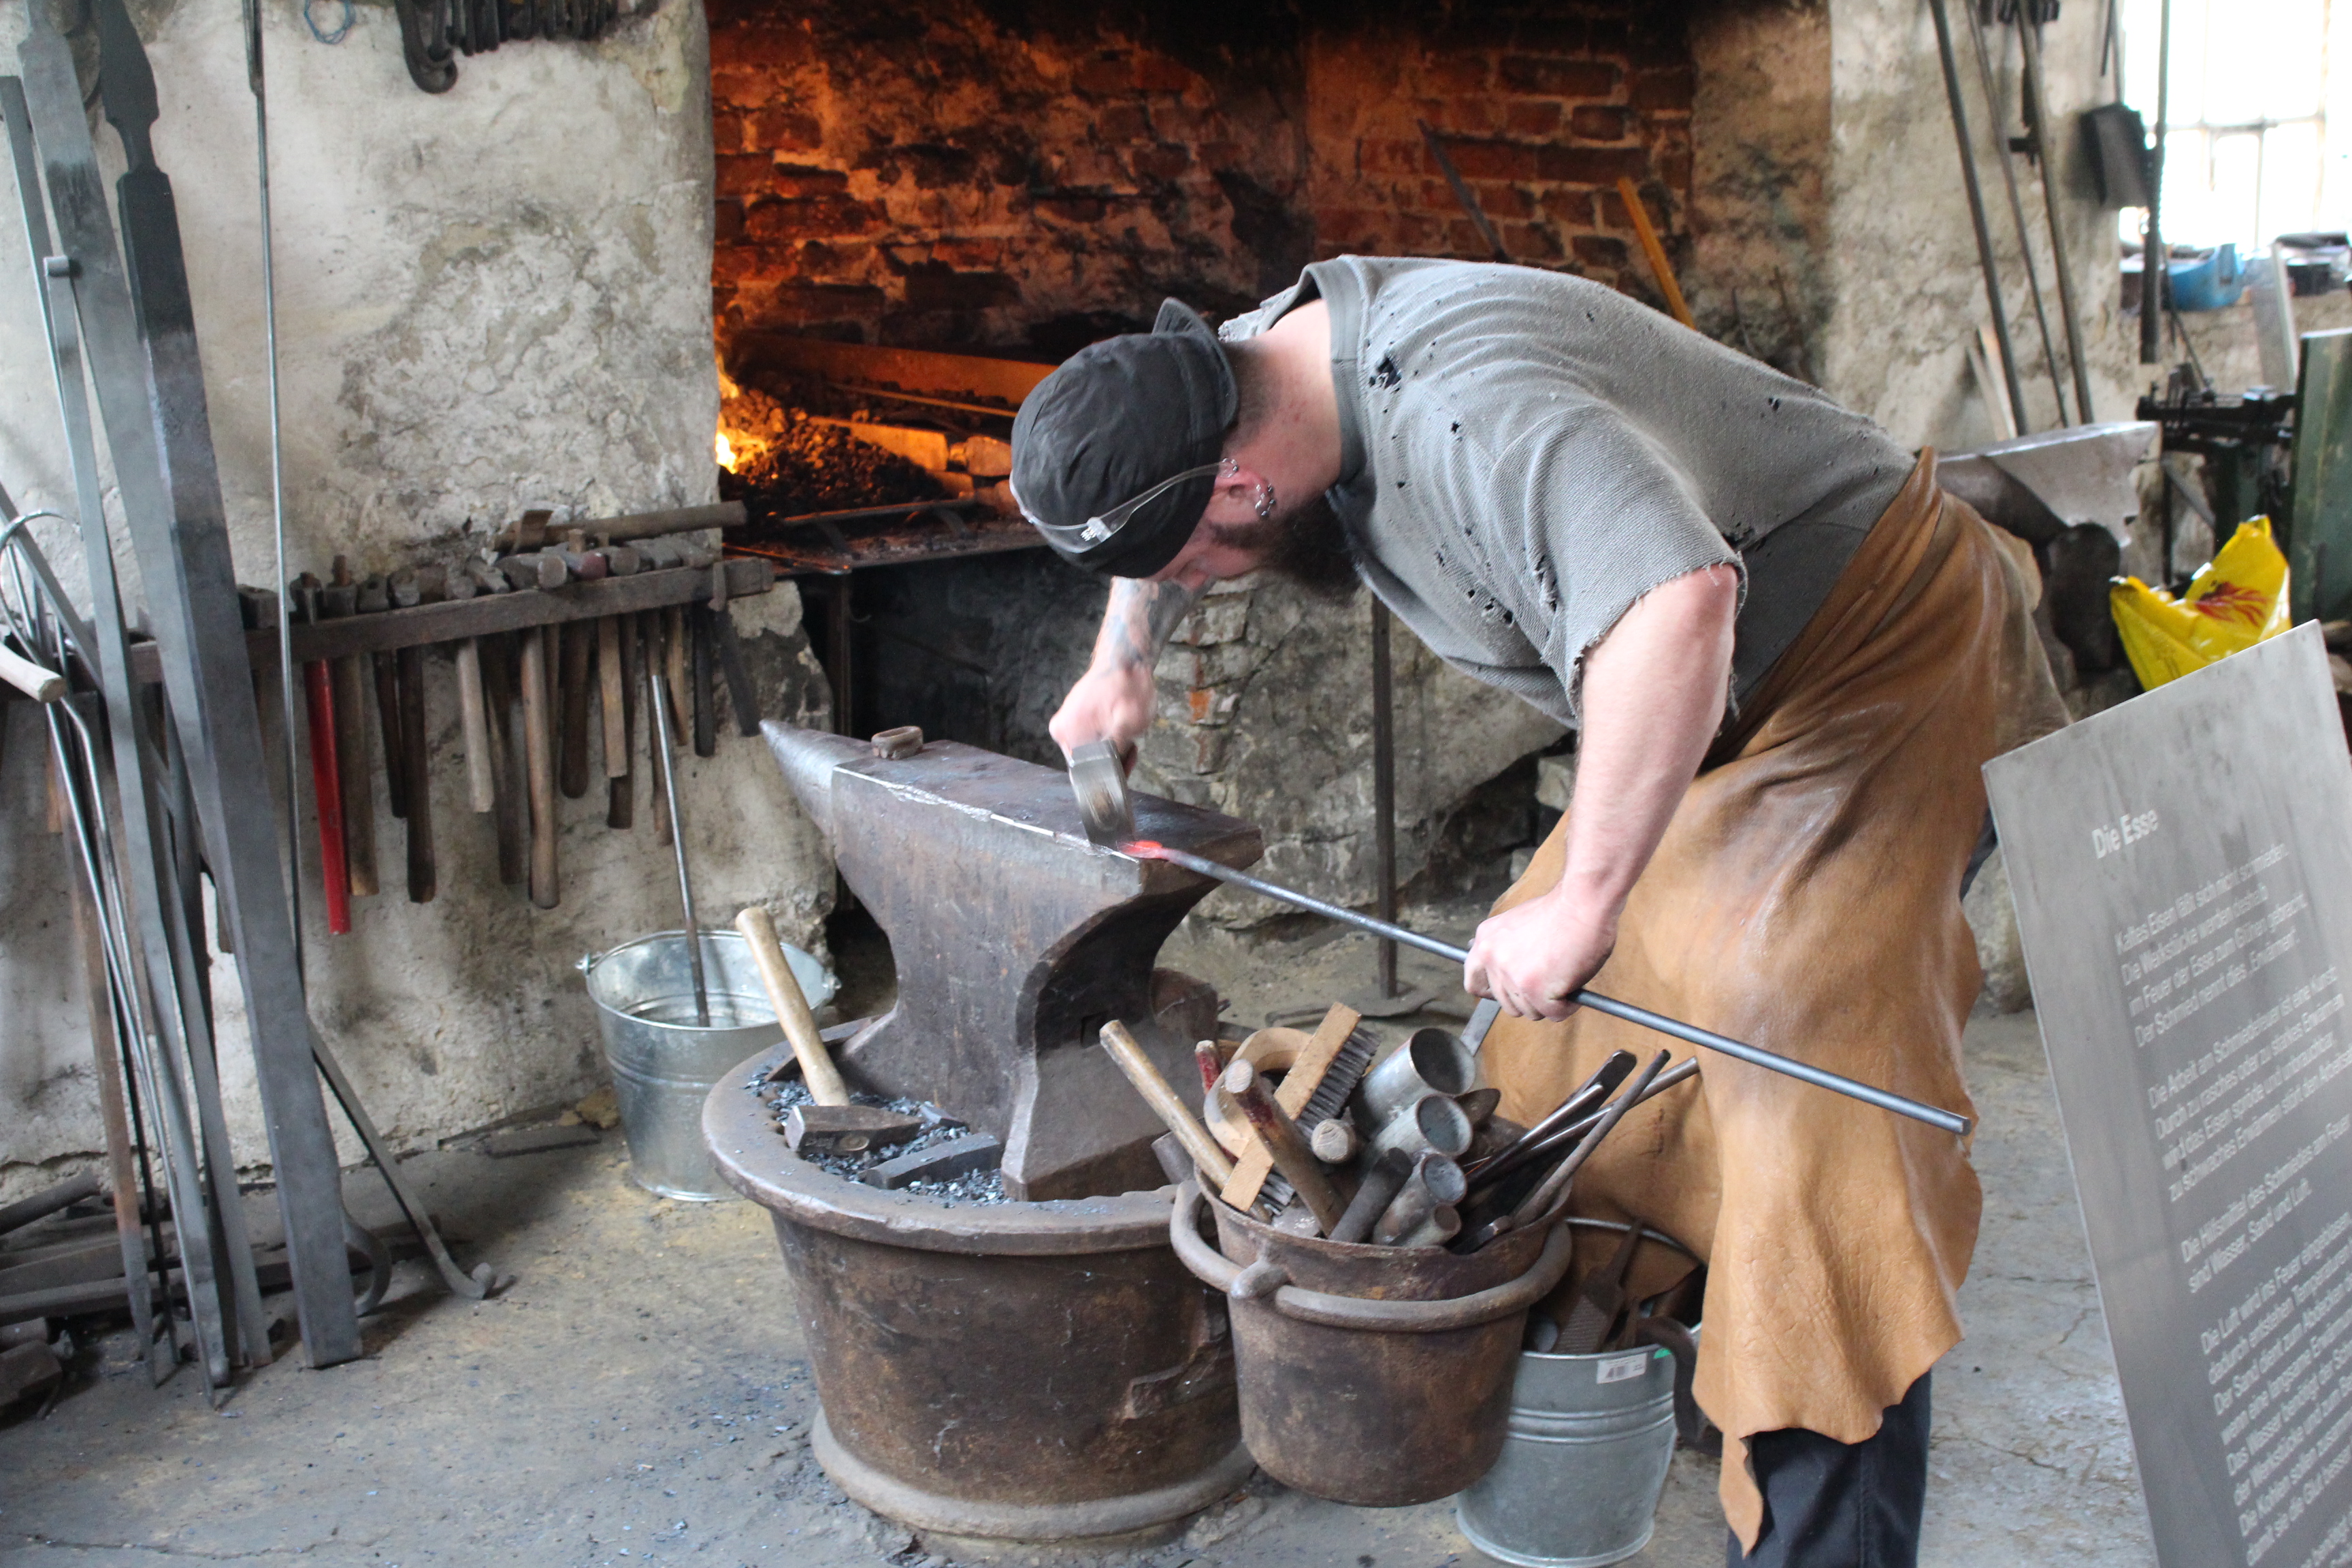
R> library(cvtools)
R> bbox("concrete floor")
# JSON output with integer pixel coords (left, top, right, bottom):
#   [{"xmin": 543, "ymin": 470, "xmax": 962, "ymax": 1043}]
[{"xmin": 0, "ymin": 919, "xmax": 2157, "ymax": 1567}]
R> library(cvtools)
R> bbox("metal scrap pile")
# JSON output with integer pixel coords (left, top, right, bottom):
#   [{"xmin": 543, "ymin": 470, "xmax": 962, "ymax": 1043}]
[
  {"xmin": 764, "ymin": 1079, "xmax": 1007, "ymax": 1205},
  {"xmin": 717, "ymin": 387, "xmax": 945, "ymax": 520}
]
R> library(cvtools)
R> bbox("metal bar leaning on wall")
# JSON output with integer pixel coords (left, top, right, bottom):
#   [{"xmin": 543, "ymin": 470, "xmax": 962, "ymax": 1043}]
[
  {"xmin": 2014, "ymin": 10, "xmax": 2099, "ymax": 422},
  {"xmin": 1, "ymin": 79, "xmax": 255, "ymax": 1384},
  {"xmin": 18, "ymin": 9, "xmax": 361, "ymax": 1367},
  {"xmin": 1965, "ymin": 1, "xmax": 2073, "ymax": 426},
  {"xmin": 1925, "ymin": 0, "xmax": 2034, "ymax": 435}
]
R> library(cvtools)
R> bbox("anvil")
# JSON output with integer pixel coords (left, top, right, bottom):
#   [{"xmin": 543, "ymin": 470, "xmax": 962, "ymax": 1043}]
[{"xmin": 761, "ymin": 723, "xmax": 1263, "ymax": 1200}]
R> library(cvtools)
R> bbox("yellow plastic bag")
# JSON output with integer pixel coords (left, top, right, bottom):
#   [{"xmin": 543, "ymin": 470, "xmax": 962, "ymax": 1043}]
[{"xmin": 2110, "ymin": 517, "xmax": 2293, "ymax": 691}]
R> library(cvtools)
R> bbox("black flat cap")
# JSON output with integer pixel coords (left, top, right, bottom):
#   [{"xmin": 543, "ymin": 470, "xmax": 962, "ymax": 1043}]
[{"xmin": 1009, "ymin": 299, "xmax": 1238, "ymax": 578}]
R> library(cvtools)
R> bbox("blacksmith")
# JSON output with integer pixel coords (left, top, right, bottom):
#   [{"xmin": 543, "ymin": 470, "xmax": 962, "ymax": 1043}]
[{"xmin": 1007, "ymin": 257, "xmax": 2063, "ymax": 1567}]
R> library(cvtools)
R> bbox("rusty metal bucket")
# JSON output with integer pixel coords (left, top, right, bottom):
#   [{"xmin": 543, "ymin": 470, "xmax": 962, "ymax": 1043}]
[
  {"xmin": 704, "ymin": 1051, "xmax": 1252, "ymax": 1543},
  {"xmin": 1169, "ymin": 1181, "xmax": 1574, "ymax": 1507}
]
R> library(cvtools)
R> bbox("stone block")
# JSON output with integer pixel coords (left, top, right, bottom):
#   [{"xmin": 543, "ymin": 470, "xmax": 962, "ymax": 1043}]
[
  {"xmin": 1534, "ymin": 751, "xmax": 1576, "ymax": 811},
  {"xmin": 1535, "ymin": 145, "xmax": 1650, "ymax": 184},
  {"xmin": 747, "ymin": 107, "xmax": 824, "ymax": 151},
  {"xmin": 1132, "ymin": 144, "xmax": 1193, "ymax": 181},
  {"xmin": 772, "ymin": 163, "xmax": 851, "ymax": 197},
  {"xmin": 715, "ymin": 153, "xmax": 776, "ymax": 201},
  {"xmin": 1505, "ymin": 99, "xmax": 1564, "ymax": 137},
  {"xmin": 1443, "ymin": 139, "xmax": 1540, "ymax": 181},
  {"xmin": 1097, "ymin": 102, "xmax": 1152, "ymax": 142},
  {"xmin": 1073, "ymin": 54, "xmax": 1134, "ymax": 95},
  {"xmin": 1473, "ymin": 182, "xmax": 1534, "ymax": 219},
  {"xmin": 1965, "ymin": 847, "xmax": 2033, "ymax": 1014},
  {"xmin": 1498, "ymin": 56, "xmax": 1618, "ymax": 98},
  {"xmin": 1569, "ymin": 104, "xmax": 1631, "ymax": 140}
]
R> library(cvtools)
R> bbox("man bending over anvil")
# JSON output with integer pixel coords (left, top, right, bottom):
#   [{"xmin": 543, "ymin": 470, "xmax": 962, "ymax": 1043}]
[{"xmin": 1007, "ymin": 257, "xmax": 2062, "ymax": 1567}]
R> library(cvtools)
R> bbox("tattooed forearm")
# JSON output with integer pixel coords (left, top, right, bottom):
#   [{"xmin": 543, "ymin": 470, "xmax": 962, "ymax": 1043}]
[{"xmin": 1094, "ymin": 578, "xmax": 1202, "ymax": 672}]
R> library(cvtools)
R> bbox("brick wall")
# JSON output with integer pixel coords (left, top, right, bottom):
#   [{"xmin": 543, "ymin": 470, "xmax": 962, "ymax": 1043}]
[
  {"xmin": 707, "ymin": 0, "xmax": 1701, "ymax": 360},
  {"xmin": 1304, "ymin": 5, "xmax": 1696, "ymax": 306}
]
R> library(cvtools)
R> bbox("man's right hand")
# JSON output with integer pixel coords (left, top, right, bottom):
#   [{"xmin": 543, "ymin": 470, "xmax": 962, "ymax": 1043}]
[{"xmin": 1050, "ymin": 661, "xmax": 1158, "ymax": 761}]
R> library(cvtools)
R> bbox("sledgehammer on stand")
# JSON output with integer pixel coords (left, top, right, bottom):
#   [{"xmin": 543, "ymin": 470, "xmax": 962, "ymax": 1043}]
[{"xmin": 1122, "ymin": 840, "xmax": 1972, "ymax": 1137}]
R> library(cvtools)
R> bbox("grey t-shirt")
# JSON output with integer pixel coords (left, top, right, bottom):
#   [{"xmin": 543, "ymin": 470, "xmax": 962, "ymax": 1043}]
[{"xmin": 1221, "ymin": 258, "xmax": 1914, "ymax": 725}]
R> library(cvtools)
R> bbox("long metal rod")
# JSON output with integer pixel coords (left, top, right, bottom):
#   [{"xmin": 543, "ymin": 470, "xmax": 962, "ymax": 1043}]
[
  {"xmin": 647, "ymin": 629, "xmax": 708, "ymax": 1024},
  {"xmin": 1926, "ymin": 0, "xmax": 2031, "ymax": 434},
  {"xmin": 244, "ymin": 0, "xmax": 302, "ymax": 977},
  {"xmin": 2016, "ymin": 15, "xmax": 2098, "ymax": 421},
  {"xmin": 1369, "ymin": 600, "xmax": 1399, "ymax": 998},
  {"xmin": 2141, "ymin": 0, "xmax": 2172, "ymax": 364},
  {"xmin": 1966, "ymin": 11, "xmax": 2071, "ymax": 425},
  {"xmin": 1129, "ymin": 840, "xmax": 1974, "ymax": 1137}
]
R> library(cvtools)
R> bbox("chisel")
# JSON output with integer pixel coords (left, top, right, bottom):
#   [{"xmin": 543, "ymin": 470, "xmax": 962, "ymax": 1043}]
[
  {"xmin": 391, "ymin": 569, "xmax": 440, "ymax": 903},
  {"xmin": 360, "ymin": 574, "xmax": 406, "ymax": 819},
  {"xmin": 321, "ymin": 561, "xmax": 378, "ymax": 898},
  {"xmin": 589, "ymin": 544, "xmax": 637, "ymax": 826},
  {"xmin": 557, "ymin": 619, "xmax": 593, "ymax": 799}
]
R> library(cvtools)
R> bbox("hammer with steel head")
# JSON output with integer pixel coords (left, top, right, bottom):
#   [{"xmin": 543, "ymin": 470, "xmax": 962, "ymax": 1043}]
[{"xmin": 1068, "ymin": 739, "xmax": 1135, "ymax": 847}]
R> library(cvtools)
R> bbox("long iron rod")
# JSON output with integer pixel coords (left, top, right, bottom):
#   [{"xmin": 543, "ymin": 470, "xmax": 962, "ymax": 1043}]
[
  {"xmin": 2142, "ymin": 0, "xmax": 2172, "ymax": 365},
  {"xmin": 2016, "ymin": 14, "xmax": 2097, "ymax": 422},
  {"xmin": 647, "ymin": 632, "xmax": 708, "ymax": 1025},
  {"xmin": 1926, "ymin": 0, "xmax": 2031, "ymax": 434},
  {"xmin": 1967, "ymin": 10, "xmax": 2071, "ymax": 425},
  {"xmin": 1370, "ymin": 600, "xmax": 1399, "ymax": 998},
  {"xmin": 244, "ymin": 0, "xmax": 302, "ymax": 977},
  {"xmin": 1128, "ymin": 840, "xmax": 1973, "ymax": 1137}
]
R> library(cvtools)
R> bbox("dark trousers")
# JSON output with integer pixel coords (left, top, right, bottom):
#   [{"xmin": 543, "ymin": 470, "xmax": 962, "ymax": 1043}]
[{"xmin": 1727, "ymin": 1372, "xmax": 1931, "ymax": 1568}]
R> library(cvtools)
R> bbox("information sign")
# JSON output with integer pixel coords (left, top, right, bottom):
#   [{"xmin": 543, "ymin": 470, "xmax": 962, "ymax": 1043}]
[{"xmin": 1987, "ymin": 624, "xmax": 2352, "ymax": 1568}]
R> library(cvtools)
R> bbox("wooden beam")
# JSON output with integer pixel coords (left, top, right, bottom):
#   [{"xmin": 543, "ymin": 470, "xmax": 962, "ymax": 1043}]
[{"xmin": 128, "ymin": 559, "xmax": 773, "ymax": 684}]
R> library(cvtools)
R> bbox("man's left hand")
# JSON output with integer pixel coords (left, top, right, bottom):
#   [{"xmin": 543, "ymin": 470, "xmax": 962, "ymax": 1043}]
[{"xmin": 1464, "ymin": 887, "xmax": 1619, "ymax": 1022}]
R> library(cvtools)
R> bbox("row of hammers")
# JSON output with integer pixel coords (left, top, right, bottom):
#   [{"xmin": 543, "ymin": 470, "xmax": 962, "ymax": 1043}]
[{"xmin": 284, "ymin": 508, "xmax": 762, "ymax": 926}]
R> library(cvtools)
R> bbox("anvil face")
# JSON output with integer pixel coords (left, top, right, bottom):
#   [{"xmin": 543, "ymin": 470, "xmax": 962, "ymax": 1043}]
[{"xmin": 762, "ymin": 724, "xmax": 1262, "ymax": 1199}]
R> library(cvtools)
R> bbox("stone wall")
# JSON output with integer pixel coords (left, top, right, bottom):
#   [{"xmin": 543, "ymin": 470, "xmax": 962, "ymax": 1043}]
[{"xmin": 0, "ymin": 0, "xmax": 836, "ymax": 1199}]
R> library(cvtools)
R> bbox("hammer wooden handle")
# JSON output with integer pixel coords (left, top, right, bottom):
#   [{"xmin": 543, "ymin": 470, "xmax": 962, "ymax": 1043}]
[
  {"xmin": 1224, "ymin": 1061, "xmax": 1347, "ymax": 1235},
  {"xmin": 0, "ymin": 644, "xmax": 65, "ymax": 702},
  {"xmin": 1099, "ymin": 1022, "xmax": 1236, "ymax": 1189},
  {"xmin": 520, "ymin": 625, "xmax": 559, "ymax": 908},
  {"xmin": 736, "ymin": 905, "xmax": 849, "ymax": 1106}
]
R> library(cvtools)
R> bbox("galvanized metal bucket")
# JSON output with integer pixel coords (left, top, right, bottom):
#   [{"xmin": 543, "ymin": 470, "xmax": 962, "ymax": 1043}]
[
  {"xmin": 581, "ymin": 929, "xmax": 834, "ymax": 1201},
  {"xmin": 1454, "ymin": 1343, "xmax": 1678, "ymax": 1567}
]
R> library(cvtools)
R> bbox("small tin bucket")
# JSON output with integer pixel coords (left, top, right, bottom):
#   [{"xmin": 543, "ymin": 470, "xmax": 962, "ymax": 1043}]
[
  {"xmin": 581, "ymin": 929, "xmax": 835, "ymax": 1200},
  {"xmin": 1454, "ymin": 1343, "xmax": 1678, "ymax": 1567}
]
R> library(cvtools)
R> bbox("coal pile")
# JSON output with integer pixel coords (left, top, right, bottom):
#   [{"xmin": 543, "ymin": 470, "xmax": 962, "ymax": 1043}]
[
  {"xmin": 764, "ymin": 1078, "xmax": 1007, "ymax": 1205},
  {"xmin": 718, "ymin": 387, "xmax": 945, "ymax": 519}
]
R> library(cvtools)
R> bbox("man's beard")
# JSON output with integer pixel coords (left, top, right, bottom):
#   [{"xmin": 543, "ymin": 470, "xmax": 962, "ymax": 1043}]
[{"xmin": 1203, "ymin": 495, "xmax": 1360, "ymax": 597}]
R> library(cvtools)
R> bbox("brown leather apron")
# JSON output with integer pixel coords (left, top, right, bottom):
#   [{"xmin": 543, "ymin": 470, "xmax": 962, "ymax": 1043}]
[{"xmin": 1480, "ymin": 453, "xmax": 2065, "ymax": 1546}]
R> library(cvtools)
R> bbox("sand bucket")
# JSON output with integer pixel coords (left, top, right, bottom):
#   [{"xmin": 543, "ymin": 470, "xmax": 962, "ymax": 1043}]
[{"xmin": 582, "ymin": 929, "xmax": 833, "ymax": 1200}]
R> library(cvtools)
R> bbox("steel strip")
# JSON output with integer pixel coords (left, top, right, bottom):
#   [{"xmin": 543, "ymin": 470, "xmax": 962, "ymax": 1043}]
[{"xmin": 16, "ymin": 16, "xmax": 359, "ymax": 1366}]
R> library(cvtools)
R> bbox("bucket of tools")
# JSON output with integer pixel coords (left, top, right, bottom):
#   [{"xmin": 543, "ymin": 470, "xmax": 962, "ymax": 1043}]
[
  {"xmin": 583, "ymin": 929, "xmax": 834, "ymax": 1200},
  {"xmin": 1168, "ymin": 1179, "xmax": 1574, "ymax": 1506},
  {"xmin": 1454, "ymin": 1340, "xmax": 1678, "ymax": 1567}
]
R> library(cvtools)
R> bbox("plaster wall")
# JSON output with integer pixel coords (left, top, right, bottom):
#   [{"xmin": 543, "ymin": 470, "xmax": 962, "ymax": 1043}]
[
  {"xmin": 0, "ymin": 0, "xmax": 836, "ymax": 1199},
  {"xmin": 1818, "ymin": 0, "xmax": 2136, "ymax": 446}
]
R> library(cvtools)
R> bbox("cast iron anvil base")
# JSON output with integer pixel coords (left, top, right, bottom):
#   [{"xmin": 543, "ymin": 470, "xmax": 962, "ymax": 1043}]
[{"xmin": 762, "ymin": 723, "xmax": 1263, "ymax": 1200}]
